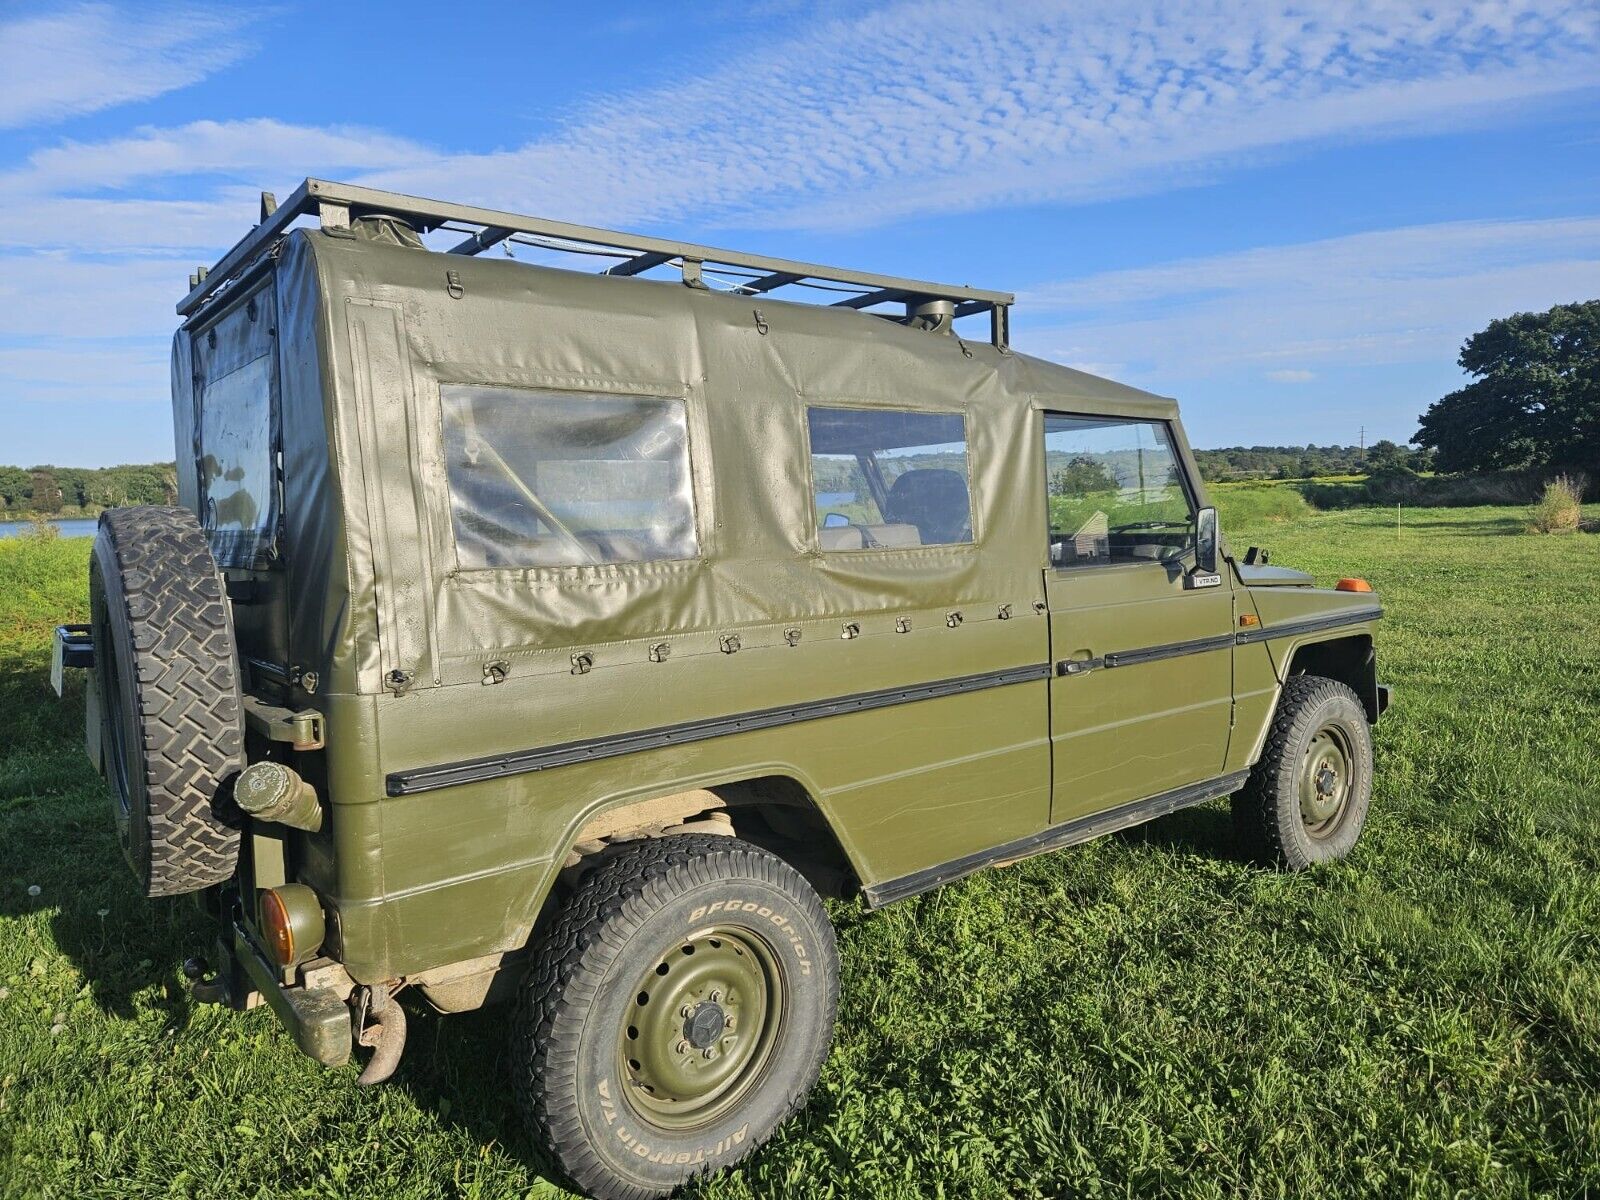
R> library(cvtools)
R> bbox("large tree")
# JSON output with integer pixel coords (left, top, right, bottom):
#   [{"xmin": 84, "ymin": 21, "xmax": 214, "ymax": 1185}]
[{"xmin": 1415, "ymin": 300, "xmax": 1600, "ymax": 474}]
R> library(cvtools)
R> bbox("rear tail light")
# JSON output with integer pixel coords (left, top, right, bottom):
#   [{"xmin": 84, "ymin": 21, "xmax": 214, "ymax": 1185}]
[{"xmin": 259, "ymin": 885, "xmax": 326, "ymax": 967}]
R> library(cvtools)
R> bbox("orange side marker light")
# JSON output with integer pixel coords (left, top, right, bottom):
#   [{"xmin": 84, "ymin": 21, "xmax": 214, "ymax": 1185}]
[
  {"xmin": 1335, "ymin": 577, "xmax": 1373, "ymax": 592},
  {"xmin": 1238, "ymin": 614, "xmax": 1260, "ymax": 628}
]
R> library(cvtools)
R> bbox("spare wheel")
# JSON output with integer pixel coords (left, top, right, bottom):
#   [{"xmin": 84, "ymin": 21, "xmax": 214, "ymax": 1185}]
[{"xmin": 89, "ymin": 506, "xmax": 246, "ymax": 897}]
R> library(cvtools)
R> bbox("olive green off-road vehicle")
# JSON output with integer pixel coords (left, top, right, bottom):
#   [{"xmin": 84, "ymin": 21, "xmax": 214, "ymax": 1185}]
[{"xmin": 55, "ymin": 180, "xmax": 1387, "ymax": 1200}]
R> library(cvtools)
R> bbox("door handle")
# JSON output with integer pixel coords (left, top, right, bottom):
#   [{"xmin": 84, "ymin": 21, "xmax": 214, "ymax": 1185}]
[{"xmin": 1056, "ymin": 657, "xmax": 1103, "ymax": 677}]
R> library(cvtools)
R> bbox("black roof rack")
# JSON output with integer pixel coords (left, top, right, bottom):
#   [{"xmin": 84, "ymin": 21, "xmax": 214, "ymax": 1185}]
[{"xmin": 178, "ymin": 178, "xmax": 1013, "ymax": 348}]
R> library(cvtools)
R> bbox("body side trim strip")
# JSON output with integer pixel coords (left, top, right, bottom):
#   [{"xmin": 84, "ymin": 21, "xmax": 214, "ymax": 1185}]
[
  {"xmin": 1055, "ymin": 608, "xmax": 1383, "ymax": 678},
  {"xmin": 864, "ymin": 769, "xmax": 1252, "ymax": 907},
  {"xmin": 386, "ymin": 662, "xmax": 1051, "ymax": 796},
  {"xmin": 1234, "ymin": 606, "xmax": 1383, "ymax": 645},
  {"xmin": 1105, "ymin": 632, "xmax": 1236, "ymax": 668}
]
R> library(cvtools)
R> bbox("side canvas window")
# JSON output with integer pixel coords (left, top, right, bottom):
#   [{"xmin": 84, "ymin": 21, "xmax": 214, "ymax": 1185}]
[
  {"xmin": 441, "ymin": 384, "xmax": 699, "ymax": 569},
  {"xmin": 1045, "ymin": 415, "xmax": 1194, "ymax": 568},
  {"xmin": 806, "ymin": 407, "xmax": 972, "ymax": 550}
]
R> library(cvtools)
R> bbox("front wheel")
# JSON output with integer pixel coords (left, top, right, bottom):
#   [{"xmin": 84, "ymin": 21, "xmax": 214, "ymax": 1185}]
[
  {"xmin": 1233, "ymin": 674, "xmax": 1374, "ymax": 870},
  {"xmin": 512, "ymin": 835, "xmax": 839, "ymax": 1200}
]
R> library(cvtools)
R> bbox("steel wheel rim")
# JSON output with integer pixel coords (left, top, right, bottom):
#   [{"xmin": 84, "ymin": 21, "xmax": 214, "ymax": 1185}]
[
  {"xmin": 94, "ymin": 596, "xmax": 133, "ymax": 816},
  {"xmin": 616, "ymin": 925, "xmax": 784, "ymax": 1131},
  {"xmin": 1299, "ymin": 724, "xmax": 1353, "ymax": 837}
]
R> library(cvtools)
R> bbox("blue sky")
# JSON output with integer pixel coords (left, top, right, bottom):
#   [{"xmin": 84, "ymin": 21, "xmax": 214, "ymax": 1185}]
[{"xmin": 1, "ymin": 0, "xmax": 1597, "ymax": 467}]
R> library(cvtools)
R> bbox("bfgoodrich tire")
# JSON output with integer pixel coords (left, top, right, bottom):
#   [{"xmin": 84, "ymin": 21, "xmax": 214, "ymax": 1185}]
[
  {"xmin": 1233, "ymin": 673, "xmax": 1373, "ymax": 870},
  {"xmin": 514, "ymin": 835, "xmax": 839, "ymax": 1200},
  {"xmin": 89, "ymin": 506, "xmax": 246, "ymax": 897}
]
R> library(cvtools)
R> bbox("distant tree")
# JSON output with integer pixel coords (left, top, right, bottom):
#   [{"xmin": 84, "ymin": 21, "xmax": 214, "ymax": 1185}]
[
  {"xmin": 1051, "ymin": 456, "xmax": 1120, "ymax": 496},
  {"xmin": 1415, "ymin": 300, "xmax": 1600, "ymax": 473},
  {"xmin": 28, "ymin": 468, "xmax": 63, "ymax": 514},
  {"xmin": 1365, "ymin": 439, "xmax": 1406, "ymax": 471},
  {"xmin": 0, "ymin": 466, "xmax": 28, "ymax": 511}
]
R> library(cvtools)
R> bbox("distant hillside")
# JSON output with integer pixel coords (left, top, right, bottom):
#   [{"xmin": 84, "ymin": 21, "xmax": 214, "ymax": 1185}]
[
  {"xmin": 0, "ymin": 464, "xmax": 177, "ymax": 518},
  {"xmin": 1193, "ymin": 442, "xmax": 1426, "ymax": 481},
  {"xmin": 1, "ymin": 444, "xmax": 1417, "ymax": 518}
]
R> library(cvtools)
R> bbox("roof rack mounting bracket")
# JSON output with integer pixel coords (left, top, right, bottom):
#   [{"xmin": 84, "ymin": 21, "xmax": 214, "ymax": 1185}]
[
  {"xmin": 681, "ymin": 257, "xmax": 710, "ymax": 290},
  {"xmin": 318, "ymin": 201, "xmax": 351, "ymax": 232}
]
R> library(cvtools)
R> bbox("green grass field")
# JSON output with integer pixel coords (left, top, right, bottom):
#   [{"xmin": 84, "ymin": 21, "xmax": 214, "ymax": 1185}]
[{"xmin": 3, "ymin": 501, "xmax": 1599, "ymax": 1199}]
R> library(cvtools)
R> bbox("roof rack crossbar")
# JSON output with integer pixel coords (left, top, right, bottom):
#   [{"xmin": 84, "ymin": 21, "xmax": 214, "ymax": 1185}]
[
  {"xmin": 605, "ymin": 250, "xmax": 675, "ymax": 277},
  {"xmin": 177, "ymin": 178, "xmax": 1014, "ymax": 348},
  {"xmin": 447, "ymin": 226, "xmax": 512, "ymax": 256},
  {"xmin": 833, "ymin": 287, "xmax": 911, "ymax": 311},
  {"xmin": 743, "ymin": 271, "xmax": 803, "ymax": 294}
]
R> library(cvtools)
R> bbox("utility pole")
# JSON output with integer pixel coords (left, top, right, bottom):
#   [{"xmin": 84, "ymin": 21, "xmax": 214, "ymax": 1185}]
[{"xmin": 1359, "ymin": 425, "xmax": 1366, "ymax": 467}]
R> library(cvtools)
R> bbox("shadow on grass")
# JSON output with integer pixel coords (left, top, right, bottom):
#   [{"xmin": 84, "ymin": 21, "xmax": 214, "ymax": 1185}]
[
  {"xmin": 1113, "ymin": 798, "xmax": 1247, "ymax": 863},
  {"xmin": 0, "ymin": 656, "xmax": 216, "ymax": 1023},
  {"xmin": 1387, "ymin": 516, "xmax": 1528, "ymax": 536}
]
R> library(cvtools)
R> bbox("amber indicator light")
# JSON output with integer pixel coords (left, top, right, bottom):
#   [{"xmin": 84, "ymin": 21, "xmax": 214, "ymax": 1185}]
[
  {"xmin": 1238, "ymin": 614, "xmax": 1261, "ymax": 628},
  {"xmin": 260, "ymin": 888, "xmax": 296, "ymax": 966},
  {"xmin": 1335, "ymin": 578, "xmax": 1374, "ymax": 593}
]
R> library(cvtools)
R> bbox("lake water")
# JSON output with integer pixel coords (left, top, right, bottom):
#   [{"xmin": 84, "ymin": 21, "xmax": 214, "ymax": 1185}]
[{"xmin": 0, "ymin": 518, "xmax": 99, "ymax": 540}]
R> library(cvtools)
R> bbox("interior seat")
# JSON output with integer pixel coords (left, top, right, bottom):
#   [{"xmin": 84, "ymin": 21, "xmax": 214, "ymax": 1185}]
[{"xmin": 884, "ymin": 469, "xmax": 970, "ymax": 544}]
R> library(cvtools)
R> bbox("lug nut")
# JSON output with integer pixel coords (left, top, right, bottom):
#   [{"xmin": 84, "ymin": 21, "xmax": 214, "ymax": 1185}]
[
  {"xmin": 708, "ymin": 989, "xmax": 722, "ymax": 1003},
  {"xmin": 702, "ymin": 1048, "xmax": 716, "ymax": 1060},
  {"xmin": 680, "ymin": 1004, "xmax": 693, "ymax": 1018},
  {"xmin": 676, "ymin": 1040, "xmax": 690, "ymax": 1054}
]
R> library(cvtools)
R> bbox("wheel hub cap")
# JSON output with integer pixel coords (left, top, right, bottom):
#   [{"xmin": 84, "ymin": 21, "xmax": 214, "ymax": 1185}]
[{"xmin": 683, "ymin": 1001, "xmax": 726, "ymax": 1050}]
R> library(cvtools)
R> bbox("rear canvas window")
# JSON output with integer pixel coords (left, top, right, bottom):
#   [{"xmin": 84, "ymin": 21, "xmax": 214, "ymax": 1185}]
[
  {"xmin": 199, "ymin": 354, "xmax": 276, "ymax": 568},
  {"xmin": 806, "ymin": 407, "xmax": 972, "ymax": 550},
  {"xmin": 441, "ymin": 384, "xmax": 699, "ymax": 570}
]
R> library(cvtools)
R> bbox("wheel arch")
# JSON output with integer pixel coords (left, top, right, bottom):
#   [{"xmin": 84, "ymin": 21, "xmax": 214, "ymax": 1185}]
[
  {"xmin": 1282, "ymin": 633, "xmax": 1379, "ymax": 723},
  {"xmin": 414, "ymin": 767, "xmax": 860, "ymax": 1014},
  {"xmin": 552, "ymin": 768, "xmax": 861, "ymax": 900}
]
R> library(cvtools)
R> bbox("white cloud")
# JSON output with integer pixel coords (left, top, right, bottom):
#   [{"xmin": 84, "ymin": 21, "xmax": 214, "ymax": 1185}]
[
  {"xmin": 1, "ymin": 119, "xmax": 431, "ymax": 200},
  {"xmin": 5, "ymin": 0, "xmax": 1597, "ymax": 253},
  {"xmin": 0, "ymin": 4, "xmax": 255, "ymax": 129},
  {"xmin": 1018, "ymin": 218, "xmax": 1600, "ymax": 383},
  {"xmin": 0, "ymin": 255, "xmax": 192, "ymax": 337},
  {"xmin": 2, "ymin": 0, "xmax": 1598, "ymax": 434},
  {"xmin": 0, "ymin": 341, "xmax": 170, "ymax": 403},
  {"xmin": 367, "ymin": 0, "xmax": 1600, "ymax": 229}
]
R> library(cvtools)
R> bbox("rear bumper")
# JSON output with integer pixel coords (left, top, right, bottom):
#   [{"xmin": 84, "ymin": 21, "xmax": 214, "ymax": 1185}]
[{"xmin": 228, "ymin": 923, "xmax": 353, "ymax": 1067}]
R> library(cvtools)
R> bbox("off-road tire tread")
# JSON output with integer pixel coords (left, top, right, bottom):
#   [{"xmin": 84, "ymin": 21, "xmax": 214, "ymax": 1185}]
[
  {"xmin": 1233, "ymin": 674, "xmax": 1368, "ymax": 870},
  {"xmin": 97, "ymin": 506, "xmax": 245, "ymax": 896},
  {"xmin": 513, "ymin": 835, "xmax": 839, "ymax": 1200}
]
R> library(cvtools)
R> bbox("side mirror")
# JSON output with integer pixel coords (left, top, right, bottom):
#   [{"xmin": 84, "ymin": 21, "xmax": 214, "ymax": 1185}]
[{"xmin": 1187, "ymin": 506, "xmax": 1220, "ymax": 587}]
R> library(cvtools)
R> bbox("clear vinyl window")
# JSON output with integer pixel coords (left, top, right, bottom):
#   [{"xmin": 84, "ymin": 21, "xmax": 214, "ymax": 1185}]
[
  {"xmin": 1044, "ymin": 414, "xmax": 1195, "ymax": 568},
  {"xmin": 806, "ymin": 407, "xmax": 972, "ymax": 550},
  {"xmin": 199, "ymin": 354, "xmax": 276, "ymax": 568},
  {"xmin": 441, "ymin": 384, "xmax": 699, "ymax": 570}
]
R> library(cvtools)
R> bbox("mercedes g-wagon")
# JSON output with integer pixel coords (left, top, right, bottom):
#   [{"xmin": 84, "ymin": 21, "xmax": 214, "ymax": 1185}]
[{"xmin": 56, "ymin": 179, "xmax": 1388, "ymax": 1200}]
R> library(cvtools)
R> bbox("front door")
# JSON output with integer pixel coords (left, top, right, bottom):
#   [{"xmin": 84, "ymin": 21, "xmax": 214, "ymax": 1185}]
[{"xmin": 1041, "ymin": 413, "xmax": 1234, "ymax": 824}]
